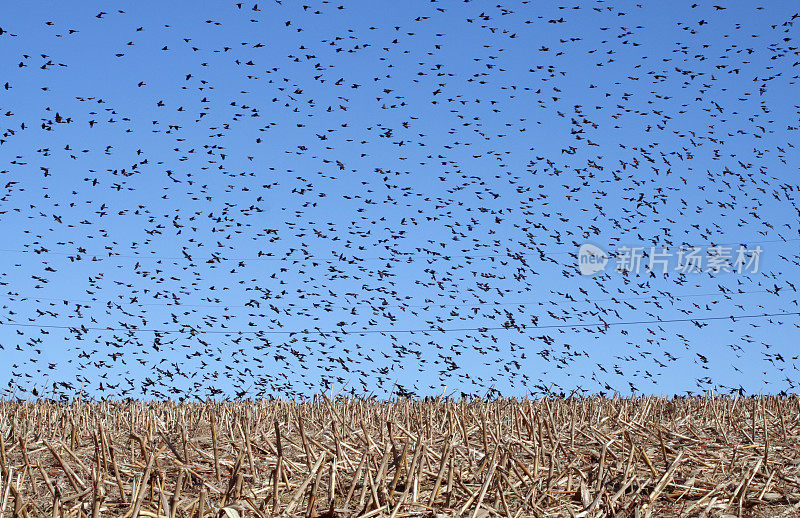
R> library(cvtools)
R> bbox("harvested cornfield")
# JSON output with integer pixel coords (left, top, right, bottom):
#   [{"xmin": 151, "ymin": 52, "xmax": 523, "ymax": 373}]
[{"xmin": 0, "ymin": 396, "xmax": 798, "ymax": 518}]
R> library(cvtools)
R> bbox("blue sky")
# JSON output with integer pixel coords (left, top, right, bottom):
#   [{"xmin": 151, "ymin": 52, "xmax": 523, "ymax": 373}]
[{"xmin": 0, "ymin": 0, "xmax": 798, "ymax": 399}]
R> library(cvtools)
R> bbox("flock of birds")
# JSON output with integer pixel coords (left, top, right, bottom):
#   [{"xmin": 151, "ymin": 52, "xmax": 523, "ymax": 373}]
[{"xmin": 0, "ymin": 0, "xmax": 799, "ymax": 400}]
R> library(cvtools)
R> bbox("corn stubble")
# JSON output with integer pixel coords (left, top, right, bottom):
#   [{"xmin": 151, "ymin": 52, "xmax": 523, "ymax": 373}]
[{"xmin": 0, "ymin": 396, "xmax": 798, "ymax": 518}]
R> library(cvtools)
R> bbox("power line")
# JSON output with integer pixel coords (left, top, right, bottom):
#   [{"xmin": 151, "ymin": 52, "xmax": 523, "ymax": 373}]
[
  {"xmin": 1, "ymin": 311, "xmax": 796, "ymax": 336},
  {"xmin": 1, "ymin": 288, "xmax": 771, "ymax": 310},
  {"xmin": 0, "ymin": 237, "xmax": 794, "ymax": 264}
]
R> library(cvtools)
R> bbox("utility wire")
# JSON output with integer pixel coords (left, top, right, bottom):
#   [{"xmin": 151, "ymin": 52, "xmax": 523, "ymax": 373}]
[
  {"xmin": 1, "ymin": 288, "xmax": 772, "ymax": 310},
  {"xmin": 0, "ymin": 237, "xmax": 794, "ymax": 263},
  {"xmin": 1, "ymin": 311, "xmax": 796, "ymax": 336}
]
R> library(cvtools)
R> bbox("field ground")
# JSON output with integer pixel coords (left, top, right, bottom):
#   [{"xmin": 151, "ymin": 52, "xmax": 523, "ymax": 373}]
[{"xmin": 0, "ymin": 397, "xmax": 798, "ymax": 517}]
